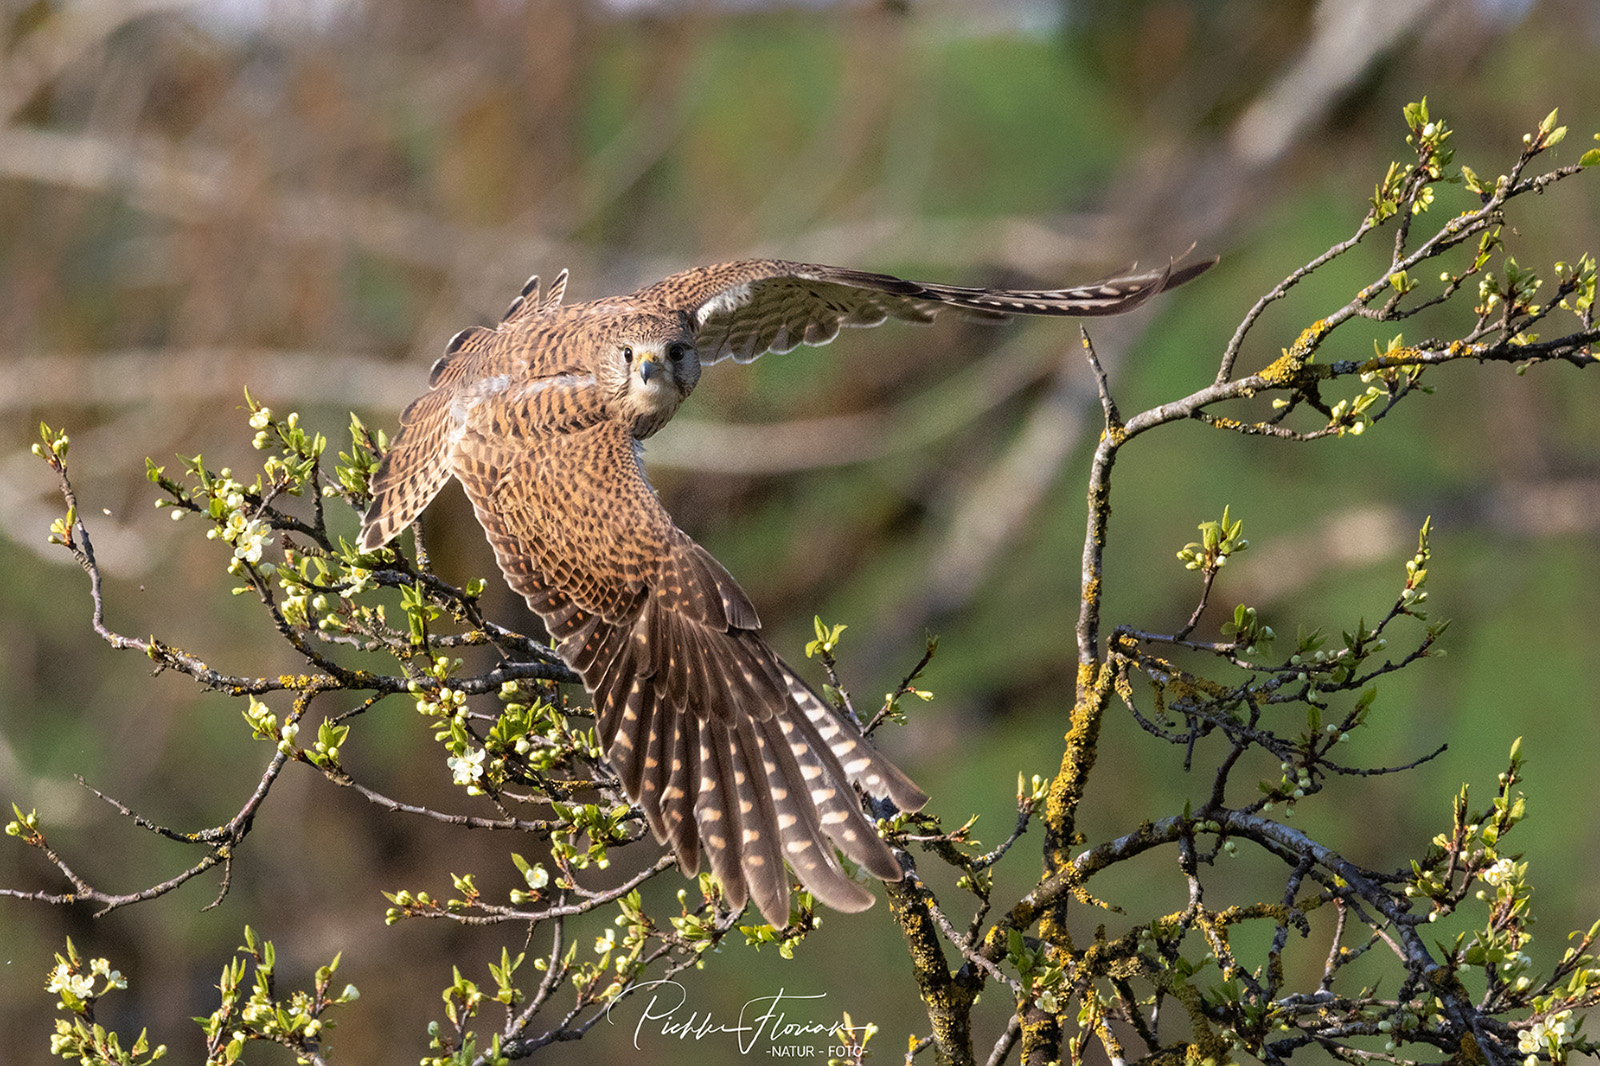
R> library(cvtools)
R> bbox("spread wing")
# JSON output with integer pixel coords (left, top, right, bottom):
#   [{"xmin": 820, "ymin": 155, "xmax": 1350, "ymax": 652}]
[
  {"xmin": 447, "ymin": 411, "xmax": 926, "ymax": 926},
  {"xmin": 360, "ymin": 273, "xmax": 576, "ymax": 551},
  {"xmin": 630, "ymin": 253, "xmax": 1216, "ymax": 364}
]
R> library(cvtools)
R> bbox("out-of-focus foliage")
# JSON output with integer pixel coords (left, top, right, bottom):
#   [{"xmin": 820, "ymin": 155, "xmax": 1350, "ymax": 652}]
[{"xmin": 3, "ymin": 1, "xmax": 1600, "ymax": 1064}]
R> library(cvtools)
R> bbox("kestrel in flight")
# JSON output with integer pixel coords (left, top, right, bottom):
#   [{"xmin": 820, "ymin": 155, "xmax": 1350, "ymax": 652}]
[{"xmin": 360, "ymin": 254, "xmax": 1213, "ymax": 926}]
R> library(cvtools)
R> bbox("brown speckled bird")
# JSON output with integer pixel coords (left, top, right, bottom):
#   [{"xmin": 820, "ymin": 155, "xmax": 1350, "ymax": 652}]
[{"xmin": 359, "ymin": 255, "xmax": 1213, "ymax": 926}]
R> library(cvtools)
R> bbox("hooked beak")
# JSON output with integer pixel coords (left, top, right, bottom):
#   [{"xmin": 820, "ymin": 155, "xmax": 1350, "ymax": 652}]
[{"xmin": 637, "ymin": 354, "xmax": 660, "ymax": 384}]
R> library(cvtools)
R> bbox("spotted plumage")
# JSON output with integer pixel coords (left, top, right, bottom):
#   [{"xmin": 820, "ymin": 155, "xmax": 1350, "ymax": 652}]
[{"xmin": 360, "ymin": 254, "xmax": 1213, "ymax": 925}]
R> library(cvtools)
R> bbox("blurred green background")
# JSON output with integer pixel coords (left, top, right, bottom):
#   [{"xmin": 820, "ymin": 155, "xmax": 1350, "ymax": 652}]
[{"xmin": 3, "ymin": 0, "xmax": 1599, "ymax": 1062}]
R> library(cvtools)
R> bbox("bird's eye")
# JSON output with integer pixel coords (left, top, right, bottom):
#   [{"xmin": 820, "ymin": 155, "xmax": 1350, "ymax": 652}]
[
  {"xmin": 621, "ymin": 345, "xmax": 634, "ymax": 364},
  {"xmin": 667, "ymin": 343, "xmax": 687, "ymax": 363}
]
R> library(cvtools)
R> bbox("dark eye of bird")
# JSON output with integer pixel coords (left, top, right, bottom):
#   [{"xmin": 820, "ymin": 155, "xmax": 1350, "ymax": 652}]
[
  {"xmin": 668, "ymin": 344, "xmax": 686, "ymax": 362},
  {"xmin": 621, "ymin": 345, "xmax": 633, "ymax": 363}
]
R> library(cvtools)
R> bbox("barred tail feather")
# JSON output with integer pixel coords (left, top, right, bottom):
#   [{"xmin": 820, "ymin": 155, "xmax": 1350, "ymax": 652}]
[{"xmin": 780, "ymin": 663, "xmax": 929, "ymax": 815}]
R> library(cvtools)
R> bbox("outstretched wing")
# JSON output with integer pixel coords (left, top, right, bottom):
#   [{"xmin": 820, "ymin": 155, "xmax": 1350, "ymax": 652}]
[
  {"xmin": 630, "ymin": 253, "xmax": 1216, "ymax": 364},
  {"xmin": 359, "ymin": 324, "xmax": 502, "ymax": 550},
  {"xmin": 360, "ymin": 275, "xmax": 584, "ymax": 552},
  {"xmin": 451, "ymin": 413, "xmax": 926, "ymax": 927}
]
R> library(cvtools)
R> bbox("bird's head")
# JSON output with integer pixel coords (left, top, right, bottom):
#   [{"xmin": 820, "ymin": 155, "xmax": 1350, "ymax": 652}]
[{"xmin": 597, "ymin": 313, "xmax": 701, "ymax": 438}]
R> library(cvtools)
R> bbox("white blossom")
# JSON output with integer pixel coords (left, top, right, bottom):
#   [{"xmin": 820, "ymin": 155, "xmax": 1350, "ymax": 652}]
[
  {"xmin": 1482, "ymin": 857, "xmax": 1518, "ymax": 886},
  {"xmin": 45, "ymin": 962, "xmax": 94, "ymax": 1000},
  {"xmin": 448, "ymin": 748, "xmax": 486, "ymax": 785}
]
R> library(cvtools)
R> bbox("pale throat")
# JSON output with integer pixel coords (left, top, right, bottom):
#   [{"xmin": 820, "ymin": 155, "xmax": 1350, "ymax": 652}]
[{"xmin": 620, "ymin": 379, "xmax": 683, "ymax": 439}]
